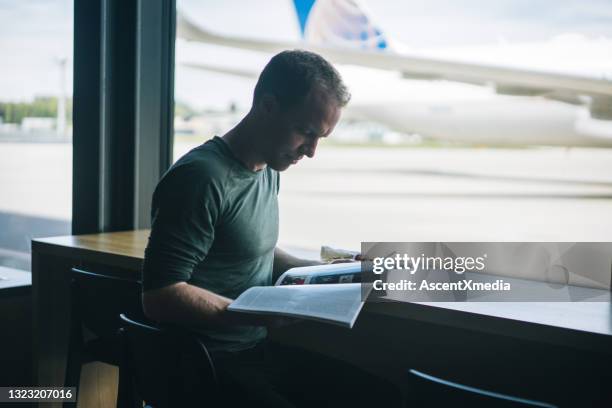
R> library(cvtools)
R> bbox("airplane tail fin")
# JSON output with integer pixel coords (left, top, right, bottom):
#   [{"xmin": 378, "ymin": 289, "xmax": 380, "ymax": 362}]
[{"xmin": 292, "ymin": 0, "xmax": 392, "ymax": 52}]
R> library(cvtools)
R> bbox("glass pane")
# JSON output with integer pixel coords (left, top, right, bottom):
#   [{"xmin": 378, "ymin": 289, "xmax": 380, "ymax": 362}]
[
  {"xmin": 0, "ymin": 1, "xmax": 73, "ymax": 271},
  {"xmin": 174, "ymin": 0, "xmax": 612, "ymax": 255}
]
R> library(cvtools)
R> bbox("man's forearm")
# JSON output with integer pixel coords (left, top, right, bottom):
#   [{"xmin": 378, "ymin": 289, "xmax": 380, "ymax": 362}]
[
  {"xmin": 143, "ymin": 282, "xmax": 231, "ymax": 328},
  {"xmin": 142, "ymin": 282, "xmax": 270, "ymax": 329},
  {"xmin": 273, "ymin": 247, "xmax": 323, "ymax": 282}
]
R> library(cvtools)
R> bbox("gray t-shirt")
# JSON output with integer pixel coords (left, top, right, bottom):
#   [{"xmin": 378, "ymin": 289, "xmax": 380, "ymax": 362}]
[{"xmin": 142, "ymin": 136, "xmax": 279, "ymax": 351}]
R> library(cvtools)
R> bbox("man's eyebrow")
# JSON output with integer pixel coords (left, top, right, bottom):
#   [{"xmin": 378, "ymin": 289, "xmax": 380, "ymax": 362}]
[
  {"xmin": 300, "ymin": 124, "xmax": 325, "ymax": 136},
  {"xmin": 320, "ymin": 126, "xmax": 334, "ymax": 138},
  {"xmin": 315, "ymin": 124, "xmax": 333, "ymax": 136}
]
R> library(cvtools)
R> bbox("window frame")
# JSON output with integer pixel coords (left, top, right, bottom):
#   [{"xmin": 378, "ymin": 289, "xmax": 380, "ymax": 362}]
[{"xmin": 72, "ymin": 0, "xmax": 175, "ymax": 234}]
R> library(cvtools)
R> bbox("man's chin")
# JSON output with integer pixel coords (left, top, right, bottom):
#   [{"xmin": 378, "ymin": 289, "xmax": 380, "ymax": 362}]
[
  {"xmin": 268, "ymin": 158, "xmax": 294, "ymax": 172},
  {"xmin": 270, "ymin": 162, "xmax": 292, "ymax": 172}
]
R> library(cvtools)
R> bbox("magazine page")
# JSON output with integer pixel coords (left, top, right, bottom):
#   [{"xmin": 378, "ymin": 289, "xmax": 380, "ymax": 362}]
[{"xmin": 228, "ymin": 283, "xmax": 367, "ymax": 328}]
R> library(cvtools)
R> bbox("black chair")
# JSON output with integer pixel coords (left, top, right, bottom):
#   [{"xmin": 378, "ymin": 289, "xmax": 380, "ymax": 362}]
[
  {"xmin": 64, "ymin": 268, "xmax": 144, "ymax": 406},
  {"xmin": 118, "ymin": 313, "xmax": 218, "ymax": 407},
  {"xmin": 407, "ymin": 369, "xmax": 558, "ymax": 408}
]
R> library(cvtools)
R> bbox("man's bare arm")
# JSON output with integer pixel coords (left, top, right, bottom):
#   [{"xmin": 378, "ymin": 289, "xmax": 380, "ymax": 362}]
[
  {"xmin": 143, "ymin": 247, "xmax": 322, "ymax": 328},
  {"xmin": 142, "ymin": 282, "xmax": 271, "ymax": 329},
  {"xmin": 273, "ymin": 247, "xmax": 323, "ymax": 282}
]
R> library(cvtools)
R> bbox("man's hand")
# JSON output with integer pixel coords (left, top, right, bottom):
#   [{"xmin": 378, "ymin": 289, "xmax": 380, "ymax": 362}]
[
  {"xmin": 328, "ymin": 258, "xmax": 358, "ymax": 264},
  {"xmin": 273, "ymin": 247, "xmax": 323, "ymax": 281},
  {"xmin": 327, "ymin": 252, "xmax": 367, "ymax": 263},
  {"xmin": 320, "ymin": 246, "xmax": 364, "ymax": 263}
]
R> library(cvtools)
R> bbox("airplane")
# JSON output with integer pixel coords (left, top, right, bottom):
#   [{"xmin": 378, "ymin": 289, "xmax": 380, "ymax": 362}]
[{"xmin": 176, "ymin": 0, "xmax": 612, "ymax": 147}]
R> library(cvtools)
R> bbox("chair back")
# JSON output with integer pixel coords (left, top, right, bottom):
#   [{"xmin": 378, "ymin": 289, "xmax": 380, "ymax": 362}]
[
  {"xmin": 119, "ymin": 314, "xmax": 218, "ymax": 407},
  {"xmin": 407, "ymin": 369, "xmax": 558, "ymax": 408},
  {"xmin": 71, "ymin": 268, "xmax": 144, "ymax": 338}
]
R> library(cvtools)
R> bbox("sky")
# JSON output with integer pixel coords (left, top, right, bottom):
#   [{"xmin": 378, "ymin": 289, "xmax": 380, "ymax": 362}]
[
  {"xmin": 0, "ymin": 0, "xmax": 73, "ymax": 103},
  {"xmin": 1, "ymin": 0, "xmax": 611, "ymax": 109}
]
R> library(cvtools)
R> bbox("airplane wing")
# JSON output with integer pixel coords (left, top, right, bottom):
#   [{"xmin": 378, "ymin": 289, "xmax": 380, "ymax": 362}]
[
  {"xmin": 181, "ymin": 62, "xmax": 259, "ymax": 79},
  {"xmin": 177, "ymin": 9, "xmax": 612, "ymax": 121},
  {"xmin": 179, "ymin": 60, "xmax": 368, "ymax": 122}
]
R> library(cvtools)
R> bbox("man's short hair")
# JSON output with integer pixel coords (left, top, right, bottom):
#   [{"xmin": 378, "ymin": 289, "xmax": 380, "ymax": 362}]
[{"xmin": 253, "ymin": 50, "xmax": 351, "ymax": 110}]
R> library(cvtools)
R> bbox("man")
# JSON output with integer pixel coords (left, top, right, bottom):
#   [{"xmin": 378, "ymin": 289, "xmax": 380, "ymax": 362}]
[{"xmin": 142, "ymin": 50, "xmax": 399, "ymax": 407}]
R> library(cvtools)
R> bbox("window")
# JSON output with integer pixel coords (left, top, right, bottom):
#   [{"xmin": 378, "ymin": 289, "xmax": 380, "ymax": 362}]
[
  {"xmin": 0, "ymin": 1, "xmax": 73, "ymax": 270},
  {"xmin": 173, "ymin": 0, "xmax": 612, "ymax": 255}
]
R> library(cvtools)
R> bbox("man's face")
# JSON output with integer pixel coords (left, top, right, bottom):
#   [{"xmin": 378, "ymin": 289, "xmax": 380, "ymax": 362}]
[{"xmin": 262, "ymin": 87, "xmax": 342, "ymax": 171}]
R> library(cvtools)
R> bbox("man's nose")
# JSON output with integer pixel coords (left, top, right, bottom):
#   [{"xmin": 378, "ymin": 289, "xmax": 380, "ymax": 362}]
[{"xmin": 303, "ymin": 139, "xmax": 318, "ymax": 158}]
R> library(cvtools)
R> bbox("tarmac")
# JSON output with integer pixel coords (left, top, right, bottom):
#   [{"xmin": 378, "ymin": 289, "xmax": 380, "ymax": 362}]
[{"xmin": 1, "ymin": 138, "xmax": 612, "ymax": 269}]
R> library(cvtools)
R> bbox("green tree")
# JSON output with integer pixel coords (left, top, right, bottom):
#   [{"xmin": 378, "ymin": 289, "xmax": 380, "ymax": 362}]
[{"xmin": 0, "ymin": 96, "xmax": 72, "ymax": 124}]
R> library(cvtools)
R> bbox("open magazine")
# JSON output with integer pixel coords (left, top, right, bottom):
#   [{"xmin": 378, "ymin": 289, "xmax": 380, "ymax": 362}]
[{"xmin": 228, "ymin": 263, "xmax": 369, "ymax": 328}]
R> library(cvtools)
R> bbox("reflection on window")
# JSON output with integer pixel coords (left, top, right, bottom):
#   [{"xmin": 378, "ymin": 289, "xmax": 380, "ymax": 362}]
[
  {"xmin": 174, "ymin": 0, "xmax": 612, "ymax": 255},
  {"xmin": 0, "ymin": 1, "xmax": 73, "ymax": 270}
]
